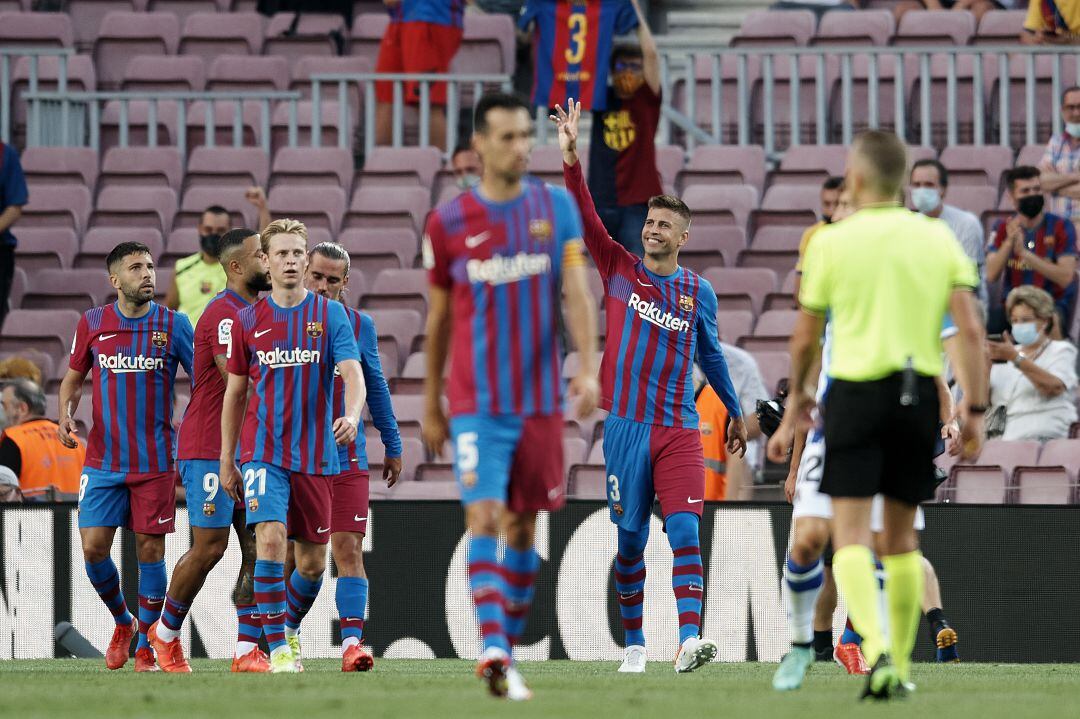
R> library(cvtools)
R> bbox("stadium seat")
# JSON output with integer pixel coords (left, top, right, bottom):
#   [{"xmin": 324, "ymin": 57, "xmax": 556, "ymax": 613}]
[
  {"xmin": 749, "ymin": 350, "xmax": 790, "ymax": 396},
  {"xmin": 528, "ymin": 144, "xmax": 587, "ymax": 186},
  {"xmin": 751, "ymin": 226, "xmax": 803, "ymax": 252},
  {"xmin": 811, "ymin": 10, "xmax": 895, "ymax": 46},
  {"xmin": 121, "ymin": 54, "xmax": 206, "ymax": 92},
  {"xmin": 0, "ymin": 309, "xmax": 81, "ymax": 364},
  {"xmin": 359, "ymin": 147, "xmax": 444, "ymax": 190},
  {"xmin": 151, "ymin": 0, "xmax": 232, "ymax": 31},
  {"xmin": 270, "ymin": 147, "xmax": 355, "ymax": 190},
  {"xmin": 10, "ymin": 55, "xmax": 97, "ymax": 130},
  {"xmin": 676, "ymin": 145, "xmax": 767, "ymax": 196},
  {"xmin": 1011, "ymin": 438, "xmax": 1080, "ymax": 504},
  {"xmin": 771, "ymin": 145, "xmax": 846, "ymax": 186},
  {"xmin": 732, "ymin": 9, "xmax": 817, "ymax": 47},
  {"xmin": 21, "ymin": 268, "xmax": 110, "ymax": 312},
  {"xmin": 1016, "ymin": 144, "xmax": 1046, "ymax": 168},
  {"xmin": 77, "ymin": 227, "xmax": 165, "ymax": 269},
  {"xmin": 989, "ymin": 54, "xmax": 1077, "ymax": 149},
  {"xmin": 941, "ymin": 185, "xmax": 998, "ymax": 217},
  {"xmin": 362, "ymin": 269, "xmax": 428, "ymax": 315},
  {"xmin": 453, "ymin": 12, "xmax": 517, "ymax": 75},
  {"xmin": 208, "ymin": 55, "xmax": 289, "ymax": 92},
  {"xmin": 184, "ymin": 99, "xmax": 264, "ymax": 149},
  {"xmin": 266, "ymin": 185, "xmax": 346, "ymax": 235},
  {"xmin": 177, "ymin": 186, "xmax": 258, "ymax": 230},
  {"xmin": 749, "ymin": 55, "xmax": 836, "ymax": 149},
  {"xmin": 702, "ymin": 267, "xmax": 778, "ymax": 315},
  {"xmin": 290, "ymin": 55, "xmax": 372, "ymax": 116},
  {"xmin": 681, "ymin": 185, "xmax": 758, "ymax": 231},
  {"xmin": 338, "ymin": 228, "xmax": 418, "ymax": 276},
  {"xmin": 91, "ymin": 186, "xmax": 177, "ymax": 234},
  {"xmin": 93, "ymin": 12, "xmax": 180, "ymax": 89},
  {"xmin": 950, "ymin": 466, "xmax": 1008, "ymax": 503},
  {"xmin": 13, "ymin": 228, "xmax": 79, "ymax": 273},
  {"xmin": 263, "ymin": 12, "xmax": 345, "ymax": 68},
  {"xmin": 19, "ymin": 147, "xmax": 99, "ymax": 188},
  {"xmin": 184, "ymin": 146, "xmax": 270, "ymax": 191},
  {"xmin": 972, "ymin": 9, "xmax": 1027, "ymax": 45},
  {"xmin": 568, "ymin": 465, "xmax": 606, "ymax": 500},
  {"xmin": 654, "ymin": 145, "xmax": 686, "ymax": 188},
  {"xmin": 20, "ymin": 184, "xmax": 93, "ymax": 233},
  {"xmin": 939, "ymin": 145, "xmax": 1014, "ymax": 188},
  {"xmin": 892, "ymin": 10, "xmax": 976, "ymax": 45},
  {"xmin": 100, "ymin": 146, "xmax": 184, "ymax": 193},
  {"xmin": 179, "ymin": 12, "xmax": 264, "ymax": 66},
  {"xmin": 346, "ymin": 187, "xmax": 431, "ymax": 233},
  {"xmin": 586, "ymin": 441, "xmax": 605, "ymax": 465},
  {"xmin": 350, "ymin": 12, "xmax": 391, "ymax": 65},
  {"xmin": 752, "ymin": 185, "xmax": 820, "ymax": 232},
  {"xmin": 66, "ymin": 0, "xmax": 144, "ymax": 50},
  {"xmin": 738, "ymin": 226, "xmax": 802, "ymax": 276},
  {"xmin": 270, "ymin": 100, "xmax": 355, "ymax": 155},
  {"xmin": 99, "ymin": 99, "xmax": 179, "ymax": 152},
  {"xmin": 365, "ymin": 308, "xmax": 424, "ymax": 374},
  {"xmin": 716, "ymin": 310, "xmax": 755, "ymax": 344},
  {"xmin": 367, "ymin": 437, "xmax": 425, "ymax": 484},
  {"xmin": 739, "ymin": 309, "xmax": 799, "ymax": 351},
  {"xmin": 681, "ymin": 226, "xmax": 747, "ymax": 275},
  {"xmin": 0, "ymin": 11, "xmax": 74, "ymax": 49}
]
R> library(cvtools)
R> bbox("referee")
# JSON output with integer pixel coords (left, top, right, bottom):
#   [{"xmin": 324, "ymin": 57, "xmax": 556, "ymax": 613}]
[{"xmin": 767, "ymin": 131, "xmax": 988, "ymax": 700}]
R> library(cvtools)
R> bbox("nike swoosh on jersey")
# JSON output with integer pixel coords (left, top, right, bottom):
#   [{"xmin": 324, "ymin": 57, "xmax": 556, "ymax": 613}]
[
  {"xmin": 99, "ymin": 334, "xmax": 118, "ymax": 341},
  {"xmin": 636, "ymin": 279, "xmax": 654, "ymax": 288},
  {"xmin": 465, "ymin": 231, "xmax": 491, "ymax": 248},
  {"xmin": 254, "ymin": 329, "xmax": 272, "ymax": 338}
]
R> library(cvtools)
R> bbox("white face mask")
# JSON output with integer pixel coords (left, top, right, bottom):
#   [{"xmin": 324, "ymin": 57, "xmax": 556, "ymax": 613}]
[
  {"xmin": 1010, "ymin": 321, "xmax": 1042, "ymax": 346},
  {"xmin": 911, "ymin": 187, "xmax": 941, "ymax": 214},
  {"xmin": 1066, "ymin": 121, "xmax": 1080, "ymax": 139}
]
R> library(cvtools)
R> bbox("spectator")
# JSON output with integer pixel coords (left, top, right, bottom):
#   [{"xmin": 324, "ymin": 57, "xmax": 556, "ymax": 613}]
[
  {"xmin": 0, "ymin": 356, "xmax": 42, "ymax": 387},
  {"xmin": 0, "ymin": 378, "xmax": 85, "ymax": 499},
  {"xmin": 694, "ymin": 345, "xmax": 769, "ymax": 501},
  {"xmin": 770, "ymin": 0, "xmax": 858, "ymax": 20},
  {"xmin": 986, "ymin": 286, "xmax": 1078, "ymax": 441},
  {"xmin": 1038, "ymin": 86, "xmax": 1080, "ymax": 227},
  {"xmin": 893, "ymin": 0, "xmax": 1007, "ymax": 24},
  {"xmin": 586, "ymin": 0, "xmax": 661, "ymax": 257},
  {"xmin": 163, "ymin": 192, "xmax": 269, "ymax": 325},
  {"xmin": 375, "ymin": 0, "xmax": 465, "ymax": 151},
  {"xmin": 909, "ymin": 158, "xmax": 988, "ymax": 304},
  {"xmin": 0, "ymin": 466, "xmax": 20, "ymax": 502},
  {"xmin": 1021, "ymin": 0, "xmax": 1080, "ymax": 43},
  {"xmin": 794, "ymin": 176, "xmax": 844, "ymax": 297},
  {"xmin": 450, "ymin": 143, "xmax": 482, "ymax": 190},
  {"xmin": 986, "ymin": 166, "xmax": 1077, "ymax": 335},
  {"xmin": 0, "ymin": 140, "xmax": 28, "ymax": 330}
]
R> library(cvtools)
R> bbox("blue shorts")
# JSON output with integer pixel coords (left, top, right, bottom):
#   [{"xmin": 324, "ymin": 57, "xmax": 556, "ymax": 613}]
[
  {"xmin": 449, "ymin": 414, "xmax": 565, "ymax": 513},
  {"xmin": 77, "ymin": 466, "xmax": 177, "ymax": 535},
  {"xmin": 602, "ymin": 414, "xmax": 706, "ymax": 531},
  {"xmin": 241, "ymin": 461, "xmax": 333, "ymax": 545},
  {"xmin": 179, "ymin": 459, "xmax": 236, "ymax": 529}
]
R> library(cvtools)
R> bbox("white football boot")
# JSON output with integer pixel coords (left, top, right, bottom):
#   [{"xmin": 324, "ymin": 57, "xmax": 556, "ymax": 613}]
[
  {"xmin": 618, "ymin": 645, "xmax": 647, "ymax": 673},
  {"xmin": 674, "ymin": 636, "xmax": 718, "ymax": 673}
]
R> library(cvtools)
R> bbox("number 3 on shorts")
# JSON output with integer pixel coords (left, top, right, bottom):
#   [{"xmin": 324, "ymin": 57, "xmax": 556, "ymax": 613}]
[
  {"xmin": 608, "ymin": 474, "xmax": 621, "ymax": 502},
  {"xmin": 244, "ymin": 467, "xmax": 267, "ymax": 498},
  {"xmin": 456, "ymin": 432, "xmax": 479, "ymax": 473}
]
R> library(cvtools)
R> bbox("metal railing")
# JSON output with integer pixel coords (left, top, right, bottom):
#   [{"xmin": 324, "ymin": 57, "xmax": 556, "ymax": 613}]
[
  {"xmin": 653, "ymin": 44, "xmax": 1080, "ymax": 156},
  {"xmin": 0, "ymin": 48, "xmax": 74, "ymax": 145},
  {"xmin": 22, "ymin": 90, "xmax": 302, "ymax": 158},
  {"xmin": 309, "ymin": 72, "xmax": 512, "ymax": 157}
]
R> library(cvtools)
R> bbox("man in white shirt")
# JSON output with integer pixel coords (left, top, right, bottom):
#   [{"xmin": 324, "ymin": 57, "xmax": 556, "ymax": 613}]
[{"xmin": 909, "ymin": 159, "xmax": 988, "ymax": 306}]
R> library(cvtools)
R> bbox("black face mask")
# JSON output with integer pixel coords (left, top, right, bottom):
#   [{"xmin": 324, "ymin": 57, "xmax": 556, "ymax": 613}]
[
  {"xmin": 200, "ymin": 233, "xmax": 220, "ymax": 256},
  {"xmin": 822, "ymin": 214, "xmax": 833, "ymax": 225},
  {"xmin": 1017, "ymin": 195, "xmax": 1044, "ymax": 219}
]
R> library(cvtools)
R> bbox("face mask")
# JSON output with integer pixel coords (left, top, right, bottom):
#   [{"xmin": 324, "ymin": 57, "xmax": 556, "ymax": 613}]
[
  {"xmin": 911, "ymin": 187, "xmax": 941, "ymax": 214},
  {"xmin": 200, "ymin": 233, "xmax": 221, "ymax": 256},
  {"xmin": 455, "ymin": 173, "xmax": 481, "ymax": 190},
  {"xmin": 1066, "ymin": 122, "xmax": 1080, "ymax": 138},
  {"xmin": 821, "ymin": 214, "xmax": 832, "ymax": 224},
  {"xmin": 1011, "ymin": 321, "xmax": 1041, "ymax": 346},
  {"xmin": 613, "ymin": 71, "xmax": 644, "ymax": 97},
  {"xmin": 1017, "ymin": 194, "xmax": 1044, "ymax": 219}
]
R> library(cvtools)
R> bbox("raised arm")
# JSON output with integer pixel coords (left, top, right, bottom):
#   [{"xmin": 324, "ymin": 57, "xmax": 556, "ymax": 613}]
[{"xmin": 629, "ymin": 0, "xmax": 660, "ymax": 95}]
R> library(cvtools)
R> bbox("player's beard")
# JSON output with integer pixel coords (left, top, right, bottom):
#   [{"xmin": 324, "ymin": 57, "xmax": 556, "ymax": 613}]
[
  {"xmin": 121, "ymin": 283, "xmax": 154, "ymax": 307},
  {"xmin": 246, "ymin": 270, "xmax": 272, "ymax": 295}
]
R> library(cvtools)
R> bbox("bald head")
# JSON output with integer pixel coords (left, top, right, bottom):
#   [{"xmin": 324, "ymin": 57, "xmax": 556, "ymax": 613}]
[{"xmin": 847, "ymin": 130, "xmax": 908, "ymax": 205}]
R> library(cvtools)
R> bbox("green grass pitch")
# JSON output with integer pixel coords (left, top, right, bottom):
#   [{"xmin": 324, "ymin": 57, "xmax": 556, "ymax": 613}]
[{"xmin": 1, "ymin": 659, "xmax": 1076, "ymax": 719}]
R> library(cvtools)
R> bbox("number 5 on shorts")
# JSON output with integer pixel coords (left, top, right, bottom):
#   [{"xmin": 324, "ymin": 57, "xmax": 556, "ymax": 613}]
[{"xmin": 456, "ymin": 432, "xmax": 479, "ymax": 473}]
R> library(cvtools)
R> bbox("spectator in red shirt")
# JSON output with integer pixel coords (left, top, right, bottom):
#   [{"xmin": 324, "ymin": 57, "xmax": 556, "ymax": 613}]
[
  {"xmin": 986, "ymin": 166, "xmax": 1078, "ymax": 337},
  {"xmin": 586, "ymin": 0, "xmax": 661, "ymax": 257}
]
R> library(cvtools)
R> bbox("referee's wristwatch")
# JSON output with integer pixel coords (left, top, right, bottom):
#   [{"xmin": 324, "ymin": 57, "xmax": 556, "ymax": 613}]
[{"xmin": 1011, "ymin": 350, "xmax": 1026, "ymax": 368}]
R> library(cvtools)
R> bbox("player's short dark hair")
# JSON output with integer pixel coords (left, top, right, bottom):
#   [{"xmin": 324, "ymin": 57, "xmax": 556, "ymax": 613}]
[
  {"xmin": 202, "ymin": 205, "xmax": 229, "ymax": 218},
  {"xmin": 309, "ymin": 241, "xmax": 351, "ymax": 277},
  {"xmin": 451, "ymin": 142, "xmax": 474, "ymax": 160},
  {"xmin": 1061, "ymin": 85, "xmax": 1080, "ymax": 106},
  {"xmin": 5, "ymin": 377, "xmax": 46, "ymax": 417},
  {"xmin": 473, "ymin": 92, "xmax": 531, "ymax": 135},
  {"xmin": 105, "ymin": 241, "xmax": 152, "ymax": 272},
  {"xmin": 217, "ymin": 228, "xmax": 258, "ymax": 261},
  {"xmin": 822, "ymin": 175, "xmax": 844, "ymax": 191},
  {"xmin": 911, "ymin": 158, "xmax": 949, "ymax": 188},
  {"xmin": 1005, "ymin": 165, "xmax": 1041, "ymax": 190},
  {"xmin": 649, "ymin": 194, "xmax": 692, "ymax": 226},
  {"xmin": 851, "ymin": 130, "xmax": 908, "ymax": 198},
  {"xmin": 610, "ymin": 42, "xmax": 644, "ymax": 71}
]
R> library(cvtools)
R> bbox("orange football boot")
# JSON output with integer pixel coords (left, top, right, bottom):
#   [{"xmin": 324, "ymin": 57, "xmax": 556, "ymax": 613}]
[
  {"xmin": 834, "ymin": 642, "xmax": 870, "ymax": 675},
  {"xmin": 342, "ymin": 643, "xmax": 374, "ymax": 672},
  {"xmin": 147, "ymin": 621, "xmax": 192, "ymax": 673},
  {"xmin": 231, "ymin": 647, "xmax": 271, "ymax": 673},
  {"xmin": 134, "ymin": 647, "xmax": 160, "ymax": 672},
  {"xmin": 105, "ymin": 621, "xmax": 135, "ymax": 670}
]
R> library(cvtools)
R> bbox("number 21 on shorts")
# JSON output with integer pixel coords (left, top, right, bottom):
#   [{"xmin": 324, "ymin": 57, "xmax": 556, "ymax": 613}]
[{"xmin": 244, "ymin": 467, "xmax": 267, "ymax": 498}]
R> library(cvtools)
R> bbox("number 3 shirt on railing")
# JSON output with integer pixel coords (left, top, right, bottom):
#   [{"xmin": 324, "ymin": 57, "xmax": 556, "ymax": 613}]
[{"xmin": 520, "ymin": 0, "xmax": 639, "ymax": 112}]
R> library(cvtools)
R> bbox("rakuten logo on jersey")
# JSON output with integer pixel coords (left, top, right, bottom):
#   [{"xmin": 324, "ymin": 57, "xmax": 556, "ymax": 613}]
[
  {"xmin": 627, "ymin": 293, "xmax": 691, "ymax": 333},
  {"xmin": 256, "ymin": 348, "xmax": 321, "ymax": 368},
  {"xmin": 466, "ymin": 252, "xmax": 551, "ymax": 286},
  {"xmin": 98, "ymin": 354, "xmax": 165, "ymax": 373}
]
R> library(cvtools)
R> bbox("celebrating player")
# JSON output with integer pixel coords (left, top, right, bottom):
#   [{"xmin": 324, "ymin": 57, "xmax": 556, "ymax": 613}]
[
  {"xmin": 219, "ymin": 219, "xmax": 366, "ymax": 674},
  {"xmin": 146, "ymin": 228, "xmax": 272, "ymax": 673},
  {"xmin": 422, "ymin": 92, "xmax": 600, "ymax": 700},
  {"xmin": 58, "ymin": 242, "xmax": 194, "ymax": 672},
  {"xmin": 552, "ymin": 98, "xmax": 747, "ymax": 674},
  {"xmin": 286, "ymin": 241, "xmax": 403, "ymax": 672}
]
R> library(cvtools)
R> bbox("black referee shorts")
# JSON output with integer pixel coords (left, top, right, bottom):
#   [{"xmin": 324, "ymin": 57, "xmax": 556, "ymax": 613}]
[{"xmin": 820, "ymin": 373, "xmax": 940, "ymax": 506}]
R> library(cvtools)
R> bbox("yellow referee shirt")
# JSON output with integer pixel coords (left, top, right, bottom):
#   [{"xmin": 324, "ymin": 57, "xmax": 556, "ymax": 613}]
[
  {"xmin": 174, "ymin": 252, "xmax": 226, "ymax": 325},
  {"xmin": 799, "ymin": 206, "xmax": 977, "ymax": 381}
]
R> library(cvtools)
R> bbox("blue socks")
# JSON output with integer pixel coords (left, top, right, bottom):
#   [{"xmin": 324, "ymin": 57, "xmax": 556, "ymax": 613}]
[
  {"xmin": 136, "ymin": 560, "xmax": 166, "ymax": 651},
  {"xmin": 615, "ymin": 525, "xmax": 649, "ymax": 648},
  {"xmin": 85, "ymin": 557, "xmax": 133, "ymax": 626},
  {"xmin": 254, "ymin": 559, "xmax": 287, "ymax": 652},
  {"xmin": 501, "ymin": 547, "xmax": 540, "ymax": 648},
  {"xmin": 336, "ymin": 576, "xmax": 368, "ymax": 648},
  {"xmin": 468, "ymin": 535, "xmax": 509, "ymax": 655},
  {"xmin": 285, "ymin": 569, "xmax": 323, "ymax": 633},
  {"xmin": 666, "ymin": 512, "xmax": 704, "ymax": 645}
]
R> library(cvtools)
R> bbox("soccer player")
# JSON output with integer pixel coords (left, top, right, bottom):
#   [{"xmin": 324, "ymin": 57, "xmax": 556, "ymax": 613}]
[
  {"xmin": 422, "ymin": 92, "xmax": 600, "ymax": 700},
  {"xmin": 768, "ymin": 131, "xmax": 986, "ymax": 699},
  {"xmin": 146, "ymin": 228, "xmax": 272, "ymax": 673},
  {"xmin": 219, "ymin": 219, "xmax": 366, "ymax": 674},
  {"xmin": 287, "ymin": 241, "xmax": 403, "ymax": 672},
  {"xmin": 552, "ymin": 99, "xmax": 748, "ymax": 674},
  {"xmin": 58, "ymin": 242, "xmax": 194, "ymax": 672}
]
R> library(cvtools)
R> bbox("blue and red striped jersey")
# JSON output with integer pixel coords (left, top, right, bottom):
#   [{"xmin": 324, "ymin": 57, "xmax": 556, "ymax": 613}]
[
  {"xmin": 991, "ymin": 212, "xmax": 1077, "ymax": 313},
  {"xmin": 520, "ymin": 0, "xmax": 639, "ymax": 112},
  {"xmin": 423, "ymin": 179, "xmax": 586, "ymax": 418},
  {"xmin": 177, "ymin": 289, "xmax": 249, "ymax": 461},
  {"xmin": 389, "ymin": 0, "xmax": 466, "ymax": 27},
  {"xmin": 69, "ymin": 302, "xmax": 194, "ymax": 473},
  {"xmin": 337, "ymin": 307, "xmax": 402, "ymax": 470},
  {"xmin": 564, "ymin": 160, "xmax": 741, "ymax": 428},
  {"xmin": 227, "ymin": 291, "xmax": 360, "ymax": 475}
]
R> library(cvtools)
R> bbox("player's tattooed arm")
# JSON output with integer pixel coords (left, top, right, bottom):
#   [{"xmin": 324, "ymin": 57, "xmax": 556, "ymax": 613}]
[
  {"xmin": 57, "ymin": 368, "xmax": 87, "ymax": 449},
  {"xmin": 219, "ymin": 372, "xmax": 248, "ymax": 501}
]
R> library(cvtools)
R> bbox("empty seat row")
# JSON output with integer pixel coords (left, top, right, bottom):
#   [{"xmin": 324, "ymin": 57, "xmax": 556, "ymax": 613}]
[{"xmin": 938, "ymin": 438, "xmax": 1080, "ymax": 504}]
